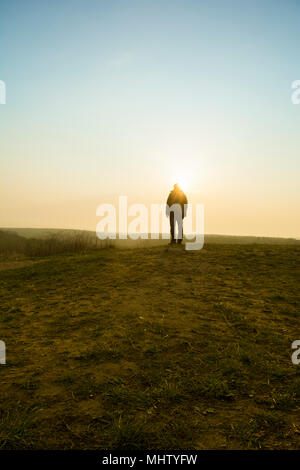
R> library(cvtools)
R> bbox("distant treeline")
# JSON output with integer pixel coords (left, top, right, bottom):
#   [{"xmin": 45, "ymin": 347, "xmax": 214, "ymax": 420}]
[
  {"xmin": 0, "ymin": 230, "xmax": 110, "ymax": 257},
  {"xmin": 0, "ymin": 230, "xmax": 168, "ymax": 257}
]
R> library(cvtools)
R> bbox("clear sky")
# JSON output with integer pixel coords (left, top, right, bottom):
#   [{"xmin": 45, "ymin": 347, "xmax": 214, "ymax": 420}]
[{"xmin": 1, "ymin": 0, "xmax": 299, "ymax": 237}]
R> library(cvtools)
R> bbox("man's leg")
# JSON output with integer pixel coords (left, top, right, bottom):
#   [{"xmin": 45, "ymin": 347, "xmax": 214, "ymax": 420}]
[
  {"xmin": 170, "ymin": 212, "xmax": 176, "ymax": 243},
  {"xmin": 177, "ymin": 214, "xmax": 183, "ymax": 244}
]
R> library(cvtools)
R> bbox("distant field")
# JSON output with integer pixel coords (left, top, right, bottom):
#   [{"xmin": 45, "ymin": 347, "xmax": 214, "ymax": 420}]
[
  {"xmin": 1, "ymin": 227, "xmax": 299, "ymax": 251},
  {"xmin": 0, "ymin": 242, "xmax": 299, "ymax": 449}
]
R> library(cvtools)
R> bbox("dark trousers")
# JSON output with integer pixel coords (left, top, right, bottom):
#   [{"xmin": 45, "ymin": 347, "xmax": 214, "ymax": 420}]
[{"xmin": 170, "ymin": 212, "xmax": 183, "ymax": 243}]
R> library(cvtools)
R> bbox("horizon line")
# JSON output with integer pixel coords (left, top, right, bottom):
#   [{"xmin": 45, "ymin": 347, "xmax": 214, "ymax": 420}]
[{"xmin": 1, "ymin": 227, "xmax": 299, "ymax": 241}]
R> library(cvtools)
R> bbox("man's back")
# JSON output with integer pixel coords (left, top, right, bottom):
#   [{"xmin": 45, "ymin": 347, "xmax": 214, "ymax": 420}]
[{"xmin": 167, "ymin": 185, "xmax": 188, "ymax": 218}]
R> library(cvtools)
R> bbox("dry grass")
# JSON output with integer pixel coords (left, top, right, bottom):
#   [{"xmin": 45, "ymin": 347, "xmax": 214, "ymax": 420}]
[
  {"xmin": 0, "ymin": 230, "xmax": 100, "ymax": 258},
  {"xmin": 0, "ymin": 243, "xmax": 299, "ymax": 449}
]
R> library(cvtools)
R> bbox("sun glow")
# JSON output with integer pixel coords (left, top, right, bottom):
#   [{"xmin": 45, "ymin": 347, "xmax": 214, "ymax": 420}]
[{"xmin": 169, "ymin": 173, "xmax": 193, "ymax": 193}]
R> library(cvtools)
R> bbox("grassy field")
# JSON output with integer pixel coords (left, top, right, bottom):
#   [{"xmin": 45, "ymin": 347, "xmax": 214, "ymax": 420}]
[{"xmin": 0, "ymin": 243, "xmax": 299, "ymax": 449}]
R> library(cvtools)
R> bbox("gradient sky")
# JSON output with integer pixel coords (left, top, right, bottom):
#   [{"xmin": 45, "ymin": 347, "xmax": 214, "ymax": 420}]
[{"xmin": 1, "ymin": 0, "xmax": 299, "ymax": 237}]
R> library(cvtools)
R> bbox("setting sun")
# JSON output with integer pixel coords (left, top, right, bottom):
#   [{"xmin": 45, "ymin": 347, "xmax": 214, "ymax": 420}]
[{"xmin": 169, "ymin": 173, "xmax": 193, "ymax": 193}]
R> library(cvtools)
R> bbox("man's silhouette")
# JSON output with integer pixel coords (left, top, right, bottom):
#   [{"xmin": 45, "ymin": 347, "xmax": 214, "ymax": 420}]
[{"xmin": 166, "ymin": 183, "xmax": 188, "ymax": 244}]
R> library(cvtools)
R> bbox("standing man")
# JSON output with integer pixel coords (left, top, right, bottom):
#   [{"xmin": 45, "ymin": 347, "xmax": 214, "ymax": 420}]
[{"xmin": 166, "ymin": 183, "xmax": 188, "ymax": 244}]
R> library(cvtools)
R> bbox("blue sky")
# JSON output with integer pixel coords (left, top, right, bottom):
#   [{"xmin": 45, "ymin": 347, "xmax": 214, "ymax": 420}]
[{"xmin": 1, "ymin": 0, "xmax": 299, "ymax": 236}]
